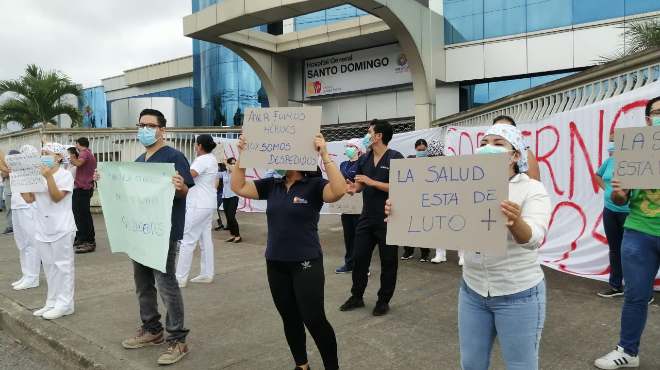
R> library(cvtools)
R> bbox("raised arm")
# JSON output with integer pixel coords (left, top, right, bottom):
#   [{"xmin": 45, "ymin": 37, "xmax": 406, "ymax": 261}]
[
  {"xmin": 316, "ymin": 134, "xmax": 346, "ymax": 203},
  {"xmin": 230, "ymin": 135, "xmax": 259, "ymax": 199}
]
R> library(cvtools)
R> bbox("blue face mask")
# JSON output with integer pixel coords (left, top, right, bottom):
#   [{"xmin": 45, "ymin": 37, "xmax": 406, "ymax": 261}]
[
  {"xmin": 416, "ymin": 150, "xmax": 428, "ymax": 158},
  {"xmin": 607, "ymin": 142, "xmax": 616, "ymax": 153},
  {"xmin": 652, "ymin": 116, "xmax": 660, "ymax": 126},
  {"xmin": 475, "ymin": 144, "xmax": 509, "ymax": 155},
  {"xmin": 345, "ymin": 147, "xmax": 357, "ymax": 159},
  {"xmin": 137, "ymin": 127, "xmax": 158, "ymax": 147},
  {"xmin": 41, "ymin": 155, "xmax": 55, "ymax": 168},
  {"xmin": 362, "ymin": 134, "xmax": 372, "ymax": 149}
]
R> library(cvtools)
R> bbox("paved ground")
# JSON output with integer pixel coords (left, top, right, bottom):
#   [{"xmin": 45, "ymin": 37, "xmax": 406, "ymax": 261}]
[
  {"xmin": 0, "ymin": 212, "xmax": 658, "ymax": 370},
  {"xmin": 0, "ymin": 329, "xmax": 62, "ymax": 370}
]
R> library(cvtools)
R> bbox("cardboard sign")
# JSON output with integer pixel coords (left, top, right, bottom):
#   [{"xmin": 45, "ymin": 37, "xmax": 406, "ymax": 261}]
[
  {"xmin": 97, "ymin": 162, "xmax": 175, "ymax": 273},
  {"xmin": 213, "ymin": 141, "xmax": 226, "ymax": 163},
  {"xmin": 329, "ymin": 192, "xmax": 363, "ymax": 214},
  {"xmin": 239, "ymin": 107, "xmax": 322, "ymax": 171},
  {"xmin": 613, "ymin": 126, "xmax": 660, "ymax": 189},
  {"xmin": 5, "ymin": 153, "xmax": 46, "ymax": 193},
  {"xmin": 386, "ymin": 154, "xmax": 509, "ymax": 255}
]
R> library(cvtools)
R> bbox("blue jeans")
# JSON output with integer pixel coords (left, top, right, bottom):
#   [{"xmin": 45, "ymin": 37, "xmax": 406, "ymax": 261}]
[
  {"xmin": 459, "ymin": 279, "xmax": 546, "ymax": 370},
  {"xmin": 619, "ymin": 229, "xmax": 660, "ymax": 356},
  {"xmin": 603, "ymin": 208, "xmax": 628, "ymax": 289}
]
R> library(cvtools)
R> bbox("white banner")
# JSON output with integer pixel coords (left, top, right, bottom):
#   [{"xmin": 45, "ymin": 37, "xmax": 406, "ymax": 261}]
[
  {"xmin": 304, "ymin": 44, "xmax": 412, "ymax": 98},
  {"xmin": 445, "ymin": 81, "xmax": 660, "ymax": 289}
]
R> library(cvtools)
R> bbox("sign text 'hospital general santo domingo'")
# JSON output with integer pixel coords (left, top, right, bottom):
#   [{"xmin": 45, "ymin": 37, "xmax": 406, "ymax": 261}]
[{"xmin": 304, "ymin": 44, "xmax": 412, "ymax": 98}]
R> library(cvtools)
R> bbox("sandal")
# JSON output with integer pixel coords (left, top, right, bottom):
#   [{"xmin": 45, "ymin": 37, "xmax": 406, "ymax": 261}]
[
  {"xmin": 225, "ymin": 237, "xmax": 236, "ymax": 243},
  {"xmin": 233, "ymin": 237, "xmax": 242, "ymax": 243}
]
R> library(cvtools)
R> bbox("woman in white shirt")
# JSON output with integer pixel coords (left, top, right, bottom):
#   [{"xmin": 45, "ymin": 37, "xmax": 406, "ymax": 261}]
[
  {"xmin": 175, "ymin": 135, "xmax": 219, "ymax": 287},
  {"xmin": 386, "ymin": 124, "xmax": 551, "ymax": 370},
  {"xmin": 10, "ymin": 146, "xmax": 41, "ymax": 291},
  {"xmin": 222, "ymin": 157, "xmax": 241, "ymax": 243},
  {"xmin": 21, "ymin": 143, "xmax": 77, "ymax": 320}
]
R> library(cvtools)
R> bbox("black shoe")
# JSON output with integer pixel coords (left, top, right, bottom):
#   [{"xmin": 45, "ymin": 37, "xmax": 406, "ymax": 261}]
[
  {"xmin": 214, "ymin": 225, "xmax": 225, "ymax": 231},
  {"xmin": 339, "ymin": 296, "xmax": 365, "ymax": 311},
  {"xmin": 650, "ymin": 296, "xmax": 655, "ymax": 305},
  {"xmin": 373, "ymin": 302, "xmax": 390, "ymax": 316},
  {"xmin": 2, "ymin": 227, "xmax": 13, "ymax": 235},
  {"xmin": 400, "ymin": 253, "xmax": 414, "ymax": 260},
  {"xmin": 597, "ymin": 288, "xmax": 624, "ymax": 298}
]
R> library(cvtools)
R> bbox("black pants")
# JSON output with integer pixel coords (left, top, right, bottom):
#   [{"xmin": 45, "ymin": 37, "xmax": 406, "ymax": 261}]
[
  {"xmin": 403, "ymin": 246, "xmax": 430, "ymax": 259},
  {"xmin": 216, "ymin": 194, "xmax": 224, "ymax": 227},
  {"xmin": 223, "ymin": 196, "xmax": 240, "ymax": 237},
  {"xmin": 351, "ymin": 220, "xmax": 399, "ymax": 304},
  {"xmin": 267, "ymin": 258, "xmax": 339, "ymax": 370},
  {"xmin": 603, "ymin": 208, "xmax": 628, "ymax": 290},
  {"xmin": 73, "ymin": 188, "xmax": 95, "ymax": 243},
  {"xmin": 340, "ymin": 214, "xmax": 360, "ymax": 269}
]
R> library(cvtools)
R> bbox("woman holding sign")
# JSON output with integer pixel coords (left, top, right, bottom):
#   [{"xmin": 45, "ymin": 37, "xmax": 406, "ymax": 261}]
[
  {"xmin": 231, "ymin": 133, "xmax": 345, "ymax": 370},
  {"xmin": 21, "ymin": 143, "xmax": 77, "ymax": 320},
  {"xmin": 386, "ymin": 124, "xmax": 551, "ymax": 370},
  {"xmin": 176, "ymin": 134, "xmax": 219, "ymax": 287}
]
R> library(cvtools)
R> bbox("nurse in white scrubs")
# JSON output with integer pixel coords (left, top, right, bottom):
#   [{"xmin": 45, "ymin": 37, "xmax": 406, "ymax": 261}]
[
  {"xmin": 22, "ymin": 143, "xmax": 77, "ymax": 320},
  {"xmin": 10, "ymin": 146, "xmax": 41, "ymax": 291},
  {"xmin": 176, "ymin": 134, "xmax": 219, "ymax": 287}
]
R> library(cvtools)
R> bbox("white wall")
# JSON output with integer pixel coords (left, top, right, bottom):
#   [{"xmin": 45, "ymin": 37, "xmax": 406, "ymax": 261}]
[{"xmin": 110, "ymin": 97, "xmax": 193, "ymax": 128}]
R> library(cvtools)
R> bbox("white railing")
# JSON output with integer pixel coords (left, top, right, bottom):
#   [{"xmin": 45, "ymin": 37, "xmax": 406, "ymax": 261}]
[{"xmin": 432, "ymin": 48, "xmax": 660, "ymax": 132}]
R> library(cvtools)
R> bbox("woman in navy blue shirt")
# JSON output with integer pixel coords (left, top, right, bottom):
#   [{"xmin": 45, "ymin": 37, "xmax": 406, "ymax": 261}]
[{"xmin": 231, "ymin": 133, "xmax": 346, "ymax": 370}]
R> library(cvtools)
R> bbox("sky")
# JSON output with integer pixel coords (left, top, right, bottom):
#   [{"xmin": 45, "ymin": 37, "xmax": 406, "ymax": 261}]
[{"xmin": 0, "ymin": 0, "xmax": 192, "ymax": 88}]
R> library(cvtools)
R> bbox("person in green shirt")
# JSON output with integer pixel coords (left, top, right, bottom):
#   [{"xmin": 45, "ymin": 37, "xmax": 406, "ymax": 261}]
[{"xmin": 595, "ymin": 96, "xmax": 660, "ymax": 369}]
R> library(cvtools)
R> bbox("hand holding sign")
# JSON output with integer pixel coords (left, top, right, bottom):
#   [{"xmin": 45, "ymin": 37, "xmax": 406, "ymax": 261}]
[
  {"xmin": 613, "ymin": 126, "xmax": 660, "ymax": 189},
  {"xmin": 5, "ymin": 152, "xmax": 46, "ymax": 193}
]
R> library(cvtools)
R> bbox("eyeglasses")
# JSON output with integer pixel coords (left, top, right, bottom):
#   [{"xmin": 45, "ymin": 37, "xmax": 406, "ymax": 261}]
[{"xmin": 136, "ymin": 123, "xmax": 160, "ymax": 129}]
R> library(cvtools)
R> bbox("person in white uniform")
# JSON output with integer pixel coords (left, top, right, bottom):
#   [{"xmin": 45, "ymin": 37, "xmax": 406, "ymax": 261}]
[
  {"xmin": 22, "ymin": 143, "xmax": 77, "ymax": 320},
  {"xmin": 176, "ymin": 134, "xmax": 218, "ymax": 287},
  {"xmin": 10, "ymin": 145, "xmax": 41, "ymax": 291}
]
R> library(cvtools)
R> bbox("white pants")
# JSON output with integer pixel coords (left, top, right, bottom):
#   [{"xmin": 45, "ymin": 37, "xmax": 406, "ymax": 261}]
[
  {"xmin": 435, "ymin": 248, "xmax": 446, "ymax": 259},
  {"xmin": 36, "ymin": 232, "xmax": 75, "ymax": 310},
  {"xmin": 176, "ymin": 207, "xmax": 215, "ymax": 281},
  {"xmin": 12, "ymin": 208, "xmax": 41, "ymax": 282}
]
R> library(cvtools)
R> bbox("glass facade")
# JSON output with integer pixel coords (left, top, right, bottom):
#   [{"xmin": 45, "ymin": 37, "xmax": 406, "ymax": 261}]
[
  {"xmin": 192, "ymin": 0, "xmax": 268, "ymax": 126},
  {"xmin": 459, "ymin": 71, "xmax": 576, "ymax": 110},
  {"xmin": 295, "ymin": 5, "xmax": 369, "ymax": 31},
  {"xmin": 445, "ymin": 0, "xmax": 660, "ymax": 44},
  {"xmin": 79, "ymin": 86, "xmax": 108, "ymax": 128}
]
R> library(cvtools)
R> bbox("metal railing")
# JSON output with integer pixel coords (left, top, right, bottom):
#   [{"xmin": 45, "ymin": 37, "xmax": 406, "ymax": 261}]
[{"xmin": 432, "ymin": 48, "xmax": 660, "ymax": 133}]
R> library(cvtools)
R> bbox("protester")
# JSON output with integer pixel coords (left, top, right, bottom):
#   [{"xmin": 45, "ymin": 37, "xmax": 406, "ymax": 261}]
[
  {"xmin": 232, "ymin": 132, "xmax": 344, "ymax": 370},
  {"xmin": 595, "ymin": 132, "xmax": 630, "ymax": 299},
  {"xmin": 215, "ymin": 162, "xmax": 226, "ymax": 231},
  {"xmin": 222, "ymin": 157, "xmax": 241, "ymax": 243},
  {"xmin": 401, "ymin": 139, "xmax": 432, "ymax": 262},
  {"xmin": 10, "ymin": 146, "xmax": 41, "ymax": 291},
  {"xmin": 336, "ymin": 139, "xmax": 365, "ymax": 274},
  {"xmin": 21, "ymin": 143, "xmax": 77, "ymax": 320},
  {"xmin": 107, "ymin": 109, "xmax": 194, "ymax": 366},
  {"xmin": 493, "ymin": 115, "xmax": 540, "ymax": 181},
  {"xmin": 69, "ymin": 137, "xmax": 97, "ymax": 254},
  {"xmin": 387, "ymin": 123, "xmax": 551, "ymax": 369},
  {"xmin": 175, "ymin": 134, "xmax": 218, "ymax": 287},
  {"xmin": 340, "ymin": 119, "xmax": 404, "ymax": 317},
  {"xmin": 594, "ymin": 96, "xmax": 660, "ymax": 370},
  {"xmin": 66, "ymin": 147, "xmax": 79, "ymax": 179}
]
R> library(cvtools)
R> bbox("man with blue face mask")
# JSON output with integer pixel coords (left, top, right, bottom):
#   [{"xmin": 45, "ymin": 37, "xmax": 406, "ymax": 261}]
[
  {"xmin": 335, "ymin": 139, "xmax": 364, "ymax": 274},
  {"xmin": 118, "ymin": 109, "xmax": 195, "ymax": 366}
]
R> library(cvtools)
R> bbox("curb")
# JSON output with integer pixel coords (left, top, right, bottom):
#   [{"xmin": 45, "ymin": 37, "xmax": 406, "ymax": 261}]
[{"xmin": 0, "ymin": 294, "xmax": 140, "ymax": 370}]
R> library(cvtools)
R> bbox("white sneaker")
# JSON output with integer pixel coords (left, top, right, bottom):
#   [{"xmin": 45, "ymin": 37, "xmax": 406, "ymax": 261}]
[
  {"xmin": 595, "ymin": 346, "xmax": 639, "ymax": 369},
  {"xmin": 431, "ymin": 255, "xmax": 447, "ymax": 264},
  {"xmin": 190, "ymin": 275, "xmax": 213, "ymax": 284},
  {"xmin": 178, "ymin": 279, "xmax": 187, "ymax": 288},
  {"xmin": 33, "ymin": 306, "xmax": 54, "ymax": 317},
  {"xmin": 13, "ymin": 280, "xmax": 39, "ymax": 291},
  {"xmin": 458, "ymin": 257, "xmax": 464, "ymax": 266},
  {"xmin": 42, "ymin": 307, "xmax": 74, "ymax": 320},
  {"xmin": 11, "ymin": 277, "xmax": 24, "ymax": 287}
]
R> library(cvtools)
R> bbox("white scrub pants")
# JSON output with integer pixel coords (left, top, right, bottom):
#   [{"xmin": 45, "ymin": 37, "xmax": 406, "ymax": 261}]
[
  {"xmin": 176, "ymin": 207, "xmax": 215, "ymax": 282},
  {"xmin": 36, "ymin": 232, "xmax": 75, "ymax": 310},
  {"xmin": 12, "ymin": 208, "xmax": 40, "ymax": 283}
]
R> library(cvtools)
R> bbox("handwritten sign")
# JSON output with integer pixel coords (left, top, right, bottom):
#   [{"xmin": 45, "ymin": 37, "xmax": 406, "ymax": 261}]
[
  {"xmin": 613, "ymin": 126, "xmax": 660, "ymax": 189},
  {"xmin": 328, "ymin": 192, "xmax": 363, "ymax": 214},
  {"xmin": 97, "ymin": 162, "xmax": 175, "ymax": 272},
  {"xmin": 213, "ymin": 141, "xmax": 225, "ymax": 163},
  {"xmin": 5, "ymin": 153, "xmax": 46, "ymax": 193},
  {"xmin": 239, "ymin": 107, "xmax": 322, "ymax": 171},
  {"xmin": 386, "ymin": 154, "xmax": 509, "ymax": 255}
]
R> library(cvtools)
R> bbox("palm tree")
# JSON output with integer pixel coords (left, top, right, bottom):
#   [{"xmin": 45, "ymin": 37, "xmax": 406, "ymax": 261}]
[
  {"xmin": 0, "ymin": 64, "xmax": 82, "ymax": 129},
  {"xmin": 599, "ymin": 19, "xmax": 660, "ymax": 62}
]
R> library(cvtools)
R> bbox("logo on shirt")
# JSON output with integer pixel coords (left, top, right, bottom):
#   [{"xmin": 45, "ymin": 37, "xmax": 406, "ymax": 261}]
[
  {"xmin": 293, "ymin": 196, "xmax": 308, "ymax": 204},
  {"xmin": 380, "ymin": 166, "xmax": 390, "ymax": 170},
  {"xmin": 301, "ymin": 261, "xmax": 312, "ymax": 270}
]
